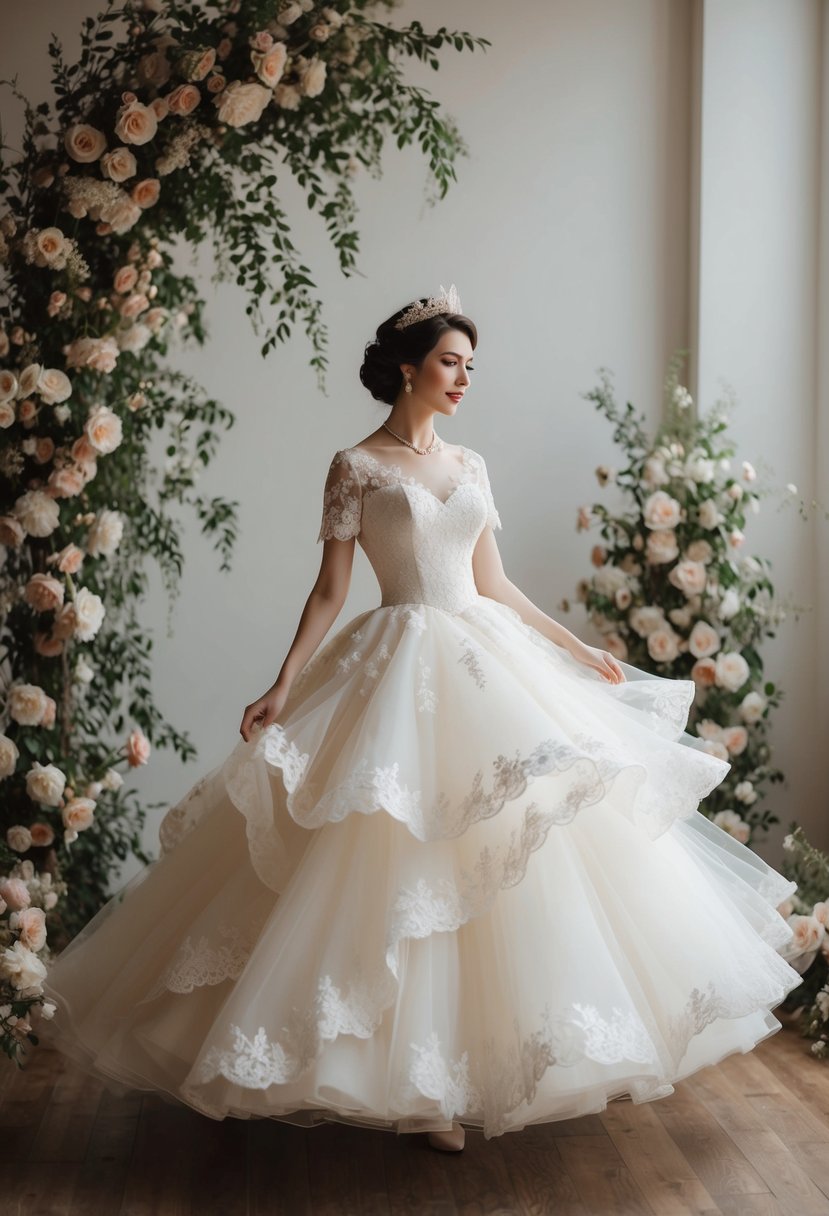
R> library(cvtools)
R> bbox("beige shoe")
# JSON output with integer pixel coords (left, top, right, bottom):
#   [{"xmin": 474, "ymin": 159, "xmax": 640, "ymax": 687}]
[{"xmin": 427, "ymin": 1121, "xmax": 466, "ymax": 1152}]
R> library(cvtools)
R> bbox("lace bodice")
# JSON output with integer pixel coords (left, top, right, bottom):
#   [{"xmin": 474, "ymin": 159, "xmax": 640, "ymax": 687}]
[{"xmin": 317, "ymin": 445, "xmax": 502, "ymax": 614}]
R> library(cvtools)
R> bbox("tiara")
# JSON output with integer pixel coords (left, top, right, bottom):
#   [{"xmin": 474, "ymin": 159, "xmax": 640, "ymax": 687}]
[{"xmin": 394, "ymin": 283, "xmax": 463, "ymax": 330}]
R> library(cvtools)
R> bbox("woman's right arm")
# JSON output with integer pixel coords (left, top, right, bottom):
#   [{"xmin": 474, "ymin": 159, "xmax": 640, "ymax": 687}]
[{"xmin": 239, "ymin": 535, "xmax": 356, "ymax": 741}]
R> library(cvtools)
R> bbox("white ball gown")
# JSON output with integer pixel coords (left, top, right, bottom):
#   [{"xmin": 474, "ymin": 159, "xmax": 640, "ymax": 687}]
[{"xmin": 40, "ymin": 442, "xmax": 803, "ymax": 1140}]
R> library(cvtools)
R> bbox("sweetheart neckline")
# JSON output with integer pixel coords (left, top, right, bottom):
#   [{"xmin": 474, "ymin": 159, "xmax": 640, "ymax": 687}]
[{"xmin": 346, "ymin": 445, "xmax": 474, "ymax": 509}]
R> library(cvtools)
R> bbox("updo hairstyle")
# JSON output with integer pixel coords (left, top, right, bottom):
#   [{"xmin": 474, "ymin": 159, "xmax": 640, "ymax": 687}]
[{"xmin": 359, "ymin": 301, "xmax": 478, "ymax": 406}]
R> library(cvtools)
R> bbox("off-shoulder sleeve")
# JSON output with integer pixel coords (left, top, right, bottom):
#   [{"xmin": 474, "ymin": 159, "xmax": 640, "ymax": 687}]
[
  {"xmin": 469, "ymin": 450, "xmax": 502, "ymax": 531},
  {"xmin": 317, "ymin": 449, "xmax": 363, "ymax": 542}
]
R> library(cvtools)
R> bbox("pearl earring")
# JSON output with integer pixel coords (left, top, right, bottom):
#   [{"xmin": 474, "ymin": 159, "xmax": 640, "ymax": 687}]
[{"xmin": 404, "ymin": 375, "xmax": 413, "ymax": 394}]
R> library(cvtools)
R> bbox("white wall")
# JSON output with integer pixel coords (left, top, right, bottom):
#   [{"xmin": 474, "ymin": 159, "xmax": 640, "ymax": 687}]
[
  {"xmin": 1, "ymin": 1, "xmax": 824, "ymax": 886},
  {"xmin": 695, "ymin": 0, "xmax": 827, "ymax": 862}
]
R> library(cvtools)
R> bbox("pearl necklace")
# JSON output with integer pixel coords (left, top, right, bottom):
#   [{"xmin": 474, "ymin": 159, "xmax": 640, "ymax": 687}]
[{"xmin": 381, "ymin": 420, "xmax": 442, "ymax": 455}]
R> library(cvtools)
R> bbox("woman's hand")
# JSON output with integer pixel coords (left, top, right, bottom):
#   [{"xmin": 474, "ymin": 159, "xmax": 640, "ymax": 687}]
[
  {"xmin": 240, "ymin": 682, "xmax": 289, "ymax": 742},
  {"xmin": 566, "ymin": 638, "xmax": 626, "ymax": 684}
]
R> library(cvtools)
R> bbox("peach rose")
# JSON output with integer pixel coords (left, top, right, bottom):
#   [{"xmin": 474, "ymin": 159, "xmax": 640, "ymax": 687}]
[
  {"xmin": 628, "ymin": 606, "xmax": 666, "ymax": 637},
  {"xmin": 715, "ymin": 651, "xmax": 750, "ymax": 693},
  {"xmin": 131, "ymin": 178, "xmax": 161, "ymax": 208},
  {"xmin": 34, "ymin": 437, "xmax": 56, "ymax": 464},
  {"xmin": 29, "ymin": 822, "xmax": 55, "ymax": 848},
  {"xmin": 722, "ymin": 725, "xmax": 748, "ymax": 756},
  {"xmin": 713, "ymin": 809, "xmax": 750, "ymax": 843},
  {"xmin": 114, "ymin": 101, "xmax": 158, "ymax": 145},
  {"xmin": 686, "ymin": 539, "xmax": 713, "ymax": 563},
  {"xmin": 0, "ymin": 368, "xmax": 17, "ymax": 401},
  {"xmin": 0, "ymin": 734, "xmax": 20, "ymax": 779},
  {"xmin": 63, "ymin": 123, "xmax": 107, "ymax": 163},
  {"xmin": 252, "ymin": 42, "xmax": 288, "ymax": 88},
  {"xmin": 647, "ymin": 628, "xmax": 680, "ymax": 664},
  {"xmin": 119, "ymin": 292, "xmax": 150, "ymax": 318},
  {"xmin": 24, "ymin": 573, "xmax": 64, "ymax": 613},
  {"xmin": 33, "ymin": 632, "xmax": 63, "ymax": 658},
  {"xmin": 114, "ymin": 264, "xmax": 139, "ymax": 294},
  {"xmin": 126, "ymin": 726, "xmax": 151, "ymax": 767},
  {"xmin": 604, "ymin": 632, "xmax": 628, "ymax": 661},
  {"xmin": 47, "ymin": 290, "xmax": 67, "ymax": 318},
  {"xmin": 688, "ymin": 620, "xmax": 720, "ymax": 659},
  {"xmin": 100, "ymin": 146, "xmax": 138, "ymax": 182},
  {"xmin": 167, "ymin": 84, "xmax": 202, "ymax": 116},
  {"xmin": 0, "ymin": 514, "xmax": 25, "ymax": 546},
  {"xmin": 61, "ymin": 797, "xmax": 96, "ymax": 833},
  {"xmin": 690, "ymin": 657, "xmax": 717, "ymax": 686},
  {"xmin": 590, "ymin": 545, "xmax": 606, "ymax": 567},
  {"xmin": 53, "ymin": 543, "xmax": 84, "ymax": 575},
  {"xmin": 668, "ymin": 559, "xmax": 707, "ymax": 598},
  {"xmin": 643, "ymin": 490, "xmax": 682, "ymax": 531},
  {"xmin": 47, "ymin": 464, "xmax": 85, "ymax": 499},
  {"xmin": 84, "ymin": 404, "xmax": 123, "ymax": 455},
  {"xmin": 73, "ymin": 587, "xmax": 105, "ymax": 642},
  {"xmin": 52, "ymin": 603, "xmax": 77, "ymax": 640},
  {"xmin": 18, "ymin": 398, "xmax": 37, "ymax": 424},
  {"xmin": 614, "ymin": 586, "xmax": 632, "ymax": 611},
  {"xmin": 13, "ymin": 906, "xmax": 46, "ymax": 952},
  {"xmin": 214, "ymin": 81, "xmax": 272, "ymax": 127},
  {"xmin": 0, "ymin": 401, "xmax": 15, "ymax": 427},
  {"xmin": 646, "ymin": 528, "xmax": 679, "ymax": 565},
  {"xmin": 36, "ymin": 367, "xmax": 72, "ymax": 404},
  {"xmin": 40, "ymin": 696, "xmax": 56, "ymax": 729}
]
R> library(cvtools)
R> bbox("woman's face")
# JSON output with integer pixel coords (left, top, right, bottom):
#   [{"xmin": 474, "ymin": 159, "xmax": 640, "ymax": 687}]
[{"xmin": 402, "ymin": 328, "xmax": 475, "ymax": 415}]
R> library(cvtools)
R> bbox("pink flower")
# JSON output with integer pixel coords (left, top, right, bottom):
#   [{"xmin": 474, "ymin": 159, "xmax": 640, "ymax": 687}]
[
  {"xmin": 125, "ymin": 727, "xmax": 151, "ymax": 767},
  {"xmin": 0, "ymin": 878, "xmax": 31, "ymax": 911},
  {"xmin": 24, "ymin": 573, "xmax": 65, "ymax": 613},
  {"xmin": 114, "ymin": 265, "xmax": 139, "ymax": 294}
]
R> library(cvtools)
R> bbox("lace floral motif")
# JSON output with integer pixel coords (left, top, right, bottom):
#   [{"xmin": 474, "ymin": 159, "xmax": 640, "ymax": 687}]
[
  {"xmin": 458, "ymin": 640, "xmax": 487, "ymax": 689},
  {"xmin": 416, "ymin": 656, "xmax": 437, "ymax": 714},
  {"xmin": 159, "ymin": 773, "xmax": 212, "ymax": 853},
  {"xmin": 141, "ymin": 920, "xmax": 263, "ymax": 1003}
]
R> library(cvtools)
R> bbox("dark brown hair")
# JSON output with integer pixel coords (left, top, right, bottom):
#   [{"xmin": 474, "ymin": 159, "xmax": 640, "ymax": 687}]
[{"xmin": 359, "ymin": 301, "xmax": 478, "ymax": 406}]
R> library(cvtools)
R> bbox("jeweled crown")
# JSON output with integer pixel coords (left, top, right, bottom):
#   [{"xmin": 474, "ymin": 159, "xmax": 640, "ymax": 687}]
[{"xmin": 394, "ymin": 283, "xmax": 463, "ymax": 330}]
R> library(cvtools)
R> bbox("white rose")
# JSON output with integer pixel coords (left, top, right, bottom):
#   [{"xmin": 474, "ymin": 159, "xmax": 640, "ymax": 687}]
[
  {"xmin": 717, "ymin": 587, "xmax": 741, "ymax": 621},
  {"xmin": 101, "ymin": 767, "xmax": 123, "ymax": 791},
  {"xmin": 25, "ymin": 761, "xmax": 67, "ymax": 807},
  {"xmin": 742, "ymin": 461, "xmax": 757, "ymax": 482},
  {"xmin": 739, "ymin": 690, "xmax": 767, "ymax": 723},
  {"xmin": 628, "ymin": 605, "xmax": 666, "ymax": 637},
  {"xmin": 13, "ymin": 489, "xmax": 60, "ymax": 537},
  {"xmin": 700, "ymin": 738, "xmax": 729, "ymax": 761},
  {"xmin": 685, "ymin": 453, "xmax": 716, "ymax": 483},
  {"xmin": 735, "ymin": 780, "xmax": 758, "ymax": 805},
  {"xmin": 698, "ymin": 499, "xmax": 722, "ymax": 529},
  {"xmin": 213, "ymin": 81, "xmax": 272, "ymax": 127},
  {"xmin": 715, "ymin": 651, "xmax": 750, "ymax": 693},
  {"xmin": 782, "ymin": 915, "xmax": 826, "ymax": 974},
  {"xmin": 688, "ymin": 620, "xmax": 721, "ymax": 659},
  {"xmin": 86, "ymin": 509, "xmax": 124, "ymax": 557},
  {"xmin": 36, "ymin": 367, "xmax": 72, "ymax": 405},
  {"xmin": 713, "ymin": 809, "xmax": 750, "ymax": 843},
  {"xmin": 8, "ymin": 683, "xmax": 48, "ymax": 726},
  {"xmin": 74, "ymin": 655, "xmax": 95, "ymax": 685},
  {"xmin": 643, "ymin": 490, "xmax": 682, "ymax": 531},
  {"xmin": 73, "ymin": 587, "xmax": 105, "ymax": 642},
  {"xmin": 642, "ymin": 455, "xmax": 669, "ymax": 487},
  {"xmin": 301, "ymin": 56, "xmax": 327, "ymax": 97},
  {"xmin": 0, "ymin": 940, "xmax": 47, "ymax": 992},
  {"xmin": 647, "ymin": 628, "xmax": 680, "ymax": 663},
  {"xmin": 0, "ymin": 734, "xmax": 20, "ymax": 778},
  {"xmin": 592, "ymin": 565, "xmax": 628, "ymax": 597}
]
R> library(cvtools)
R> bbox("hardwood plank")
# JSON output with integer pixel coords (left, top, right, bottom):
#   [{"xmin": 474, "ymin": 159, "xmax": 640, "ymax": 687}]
[
  {"xmin": 655, "ymin": 1084, "xmax": 771, "ymax": 1199},
  {"xmin": 756, "ymin": 1028, "xmax": 829, "ymax": 1127},
  {"xmin": 555, "ymin": 1132, "xmax": 656, "ymax": 1215},
  {"xmin": 499, "ymin": 1125, "xmax": 590, "ymax": 1216},
  {"xmin": 0, "ymin": 1043, "xmax": 59, "ymax": 1163},
  {"xmin": 248, "ymin": 1118, "xmax": 312, "ymax": 1216},
  {"xmin": 599, "ymin": 1099, "xmax": 720, "ymax": 1215},
  {"xmin": 67, "ymin": 1086, "xmax": 141, "ymax": 1216},
  {"xmin": 1, "ymin": 1160, "xmax": 81, "ymax": 1215},
  {"xmin": 713, "ymin": 1196, "xmax": 786, "ymax": 1216},
  {"xmin": 119, "ymin": 1094, "xmax": 205, "ymax": 1216},
  {"xmin": 382, "ymin": 1128, "xmax": 458, "ymax": 1216},
  {"xmin": 687, "ymin": 1066, "xmax": 828, "ymax": 1216},
  {"xmin": 29, "ymin": 1058, "xmax": 105, "ymax": 1164},
  {"xmin": 306, "ymin": 1121, "xmax": 391, "ymax": 1215},
  {"xmin": 446, "ymin": 1127, "xmax": 522, "ymax": 1216}
]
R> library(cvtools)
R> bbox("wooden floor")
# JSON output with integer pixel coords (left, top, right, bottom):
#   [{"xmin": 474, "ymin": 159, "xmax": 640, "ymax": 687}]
[{"xmin": 1, "ymin": 1020, "xmax": 828, "ymax": 1215}]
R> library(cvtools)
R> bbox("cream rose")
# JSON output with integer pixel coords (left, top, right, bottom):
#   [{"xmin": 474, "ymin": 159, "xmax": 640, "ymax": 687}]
[
  {"xmin": 713, "ymin": 809, "xmax": 750, "ymax": 843},
  {"xmin": 114, "ymin": 264, "xmax": 139, "ymax": 294},
  {"xmin": 628, "ymin": 605, "xmax": 666, "ymax": 637},
  {"xmin": 86, "ymin": 509, "xmax": 124, "ymax": 557},
  {"xmin": 8, "ymin": 683, "xmax": 48, "ymax": 726},
  {"xmin": 131, "ymin": 178, "xmax": 161, "ymax": 209},
  {"xmin": 301, "ymin": 56, "xmax": 327, "ymax": 97},
  {"xmin": 100, "ymin": 146, "xmax": 138, "ymax": 182},
  {"xmin": 739, "ymin": 691, "xmax": 767, "ymax": 723},
  {"xmin": 0, "ymin": 516, "xmax": 25, "ymax": 546},
  {"xmin": 700, "ymin": 738, "xmax": 729, "ymax": 761},
  {"xmin": 126, "ymin": 726, "xmax": 151, "ymax": 767},
  {"xmin": 722, "ymin": 725, "xmax": 748, "ymax": 756},
  {"xmin": 592, "ymin": 565, "xmax": 628, "ymax": 597},
  {"xmin": 101, "ymin": 767, "xmax": 124, "ymax": 791},
  {"xmin": 73, "ymin": 587, "xmax": 105, "ymax": 642},
  {"xmin": 29, "ymin": 822, "xmax": 55, "ymax": 847},
  {"xmin": 0, "ymin": 402, "xmax": 15, "ymax": 427},
  {"xmin": 166, "ymin": 84, "xmax": 202, "ymax": 116},
  {"xmin": 643, "ymin": 490, "xmax": 682, "ymax": 530},
  {"xmin": 604, "ymin": 632, "xmax": 628, "ymax": 661},
  {"xmin": 642, "ymin": 455, "xmax": 669, "ymax": 487},
  {"xmin": 697, "ymin": 499, "xmax": 722, "ymax": 529},
  {"xmin": 26, "ymin": 761, "xmax": 66, "ymax": 807},
  {"xmin": 114, "ymin": 101, "xmax": 158, "ymax": 145},
  {"xmin": 645, "ymin": 529, "xmax": 678, "ymax": 565},
  {"xmin": 614, "ymin": 586, "xmax": 632, "ymax": 611},
  {"xmin": 685, "ymin": 538, "xmax": 713, "ymax": 564},
  {"xmin": 688, "ymin": 620, "xmax": 720, "ymax": 659},
  {"xmin": 6, "ymin": 825, "xmax": 32, "ymax": 852},
  {"xmin": 36, "ymin": 367, "xmax": 72, "ymax": 404},
  {"xmin": 84, "ymin": 404, "xmax": 123, "ymax": 454},
  {"xmin": 24, "ymin": 573, "xmax": 65, "ymax": 613},
  {"xmin": 14, "ymin": 489, "xmax": 60, "ymax": 537},
  {"xmin": 783, "ymin": 915, "xmax": 826, "ymax": 974},
  {"xmin": 0, "ymin": 940, "xmax": 46, "ymax": 991},
  {"xmin": 668, "ymin": 559, "xmax": 707, "ymax": 598},
  {"xmin": 715, "ymin": 651, "xmax": 750, "ymax": 693},
  {"xmin": 0, "ymin": 734, "xmax": 19, "ymax": 779},
  {"xmin": 214, "ymin": 81, "xmax": 272, "ymax": 127},
  {"xmin": 0, "ymin": 369, "xmax": 18, "ymax": 402},
  {"xmin": 63, "ymin": 123, "xmax": 107, "ymax": 163}
]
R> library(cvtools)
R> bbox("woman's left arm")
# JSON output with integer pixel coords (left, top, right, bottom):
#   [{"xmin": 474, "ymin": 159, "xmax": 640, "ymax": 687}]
[{"xmin": 471, "ymin": 528, "xmax": 625, "ymax": 684}]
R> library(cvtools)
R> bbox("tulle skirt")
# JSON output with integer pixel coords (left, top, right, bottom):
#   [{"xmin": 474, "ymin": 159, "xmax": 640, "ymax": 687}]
[{"xmin": 40, "ymin": 595, "xmax": 802, "ymax": 1139}]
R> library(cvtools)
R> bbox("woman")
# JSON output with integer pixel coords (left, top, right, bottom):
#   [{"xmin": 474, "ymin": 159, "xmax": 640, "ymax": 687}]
[{"xmin": 41, "ymin": 286, "xmax": 802, "ymax": 1154}]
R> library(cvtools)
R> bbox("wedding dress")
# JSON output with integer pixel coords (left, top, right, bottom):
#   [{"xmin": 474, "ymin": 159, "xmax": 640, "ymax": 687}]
[{"xmin": 40, "ymin": 442, "xmax": 803, "ymax": 1140}]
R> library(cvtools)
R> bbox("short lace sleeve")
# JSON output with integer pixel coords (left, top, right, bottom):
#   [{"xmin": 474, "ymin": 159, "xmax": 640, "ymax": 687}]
[
  {"xmin": 468, "ymin": 449, "xmax": 502, "ymax": 531},
  {"xmin": 317, "ymin": 449, "xmax": 363, "ymax": 542}
]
